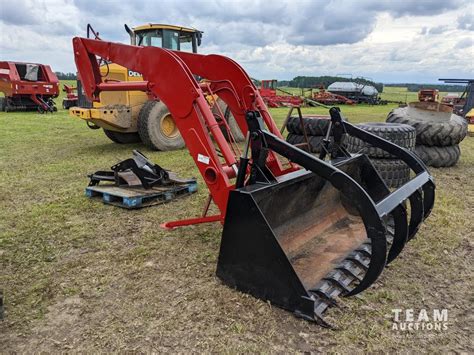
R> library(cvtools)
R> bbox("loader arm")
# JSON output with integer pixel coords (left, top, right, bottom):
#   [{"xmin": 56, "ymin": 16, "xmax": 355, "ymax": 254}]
[{"xmin": 73, "ymin": 37, "xmax": 294, "ymax": 218}]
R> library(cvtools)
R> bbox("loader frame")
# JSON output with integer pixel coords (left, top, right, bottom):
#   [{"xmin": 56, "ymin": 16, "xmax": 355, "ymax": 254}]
[{"xmin": 73, "ymin": 37, "xmax": 435, "ymax": 324}]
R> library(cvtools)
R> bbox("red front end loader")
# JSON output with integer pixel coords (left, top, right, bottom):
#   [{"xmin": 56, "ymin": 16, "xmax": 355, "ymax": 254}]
[
  {"xmin": 0, "ymin": 61, "xmax": 59, "ymax": 112},
  {"xmin": 73, "ymin": 37, "xmax": 435, "ymax": 326}
]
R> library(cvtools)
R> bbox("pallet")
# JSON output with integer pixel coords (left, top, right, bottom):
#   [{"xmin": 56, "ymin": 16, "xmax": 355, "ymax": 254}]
[{"xmin": 85, "ymin": 181, "xmax": 198, "ymax": 209}]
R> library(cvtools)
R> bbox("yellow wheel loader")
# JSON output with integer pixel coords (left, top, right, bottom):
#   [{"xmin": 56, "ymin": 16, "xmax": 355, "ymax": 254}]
[{"xmin": 70, "ymin": 23, "xmax": 240, "ymax": 150}]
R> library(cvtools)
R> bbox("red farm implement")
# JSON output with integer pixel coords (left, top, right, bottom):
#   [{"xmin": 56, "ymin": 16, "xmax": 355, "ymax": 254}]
[
  {"xmin": 312, "ymin": 86, "xmax": 355, "ymax": 105},
  {"xmin": 62, "ymin": 84, "xmax": 78, "ymax": 109},
  {"xmin": 418, "ymin": 89, "xmax": 439, "ymax": 102},
  {"xmin": 73, "ymin": 37, "xmax": 435, "ymax": 325},
  {"xmin": 0, "ymin": 61, "xmax": 59, "ymax": 112},
  {"xmin": 259, "ymin": 79, "xmax": 303, "ymax": 107}
]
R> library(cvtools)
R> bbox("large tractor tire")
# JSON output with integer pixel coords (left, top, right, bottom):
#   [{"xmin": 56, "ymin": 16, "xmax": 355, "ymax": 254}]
[
  {"xmin": 370, "ymin": 159, "xmax": 410, "ymax": 188},
  {"xmin": 103, "ymin": 129, "xmax": 141, "ymax": 144},
  {"xmin": 286, "ymin": 115, "xmax": 330, "ymax": 136},
  {"xmin": 414, "ymin": 144, "xmax": 460, "ymax": 168},
  {"xmin": 346, "ymin": 122, "xmax": 416, "ymax": 158},
  {"xmin": 138, "ymin": 100, "xmax": 185, "ymax": 151},
  {"xmin": 387, "ymin": 107, "xmax": 467, "ymax": 146},
  {"xmin": 212, "ymin": 98, "xmax": 245, "ymax": 142},
  {"xmin": 62, "ymin": 100, "xmax": 74, "ymax": 110},
  {"xmin": 286, "ymin": 133, "xmax": 324, "ymax": 153},
  {"xmin": 0, "ymin": 97, "xmax": 5, "ymax": 112}
]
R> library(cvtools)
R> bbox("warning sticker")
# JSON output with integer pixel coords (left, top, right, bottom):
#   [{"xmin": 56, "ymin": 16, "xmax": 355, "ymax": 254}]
[{"xmin": 197, "ymin": 154, "xmax": 210, "ymax": 165}]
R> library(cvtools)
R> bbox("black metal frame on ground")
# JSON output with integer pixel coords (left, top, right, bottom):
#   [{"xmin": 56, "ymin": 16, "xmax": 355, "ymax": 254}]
[
  {"xmin": 279, "ymin": 106, "xmax": 311, "ymax": 151},
  {"xmin": 89, "ymin": 150, "xmax": 195, "ymax": 189},
  {"xmin": 219, "ymin": 108, "xmax": 435, "ymax": 326}
]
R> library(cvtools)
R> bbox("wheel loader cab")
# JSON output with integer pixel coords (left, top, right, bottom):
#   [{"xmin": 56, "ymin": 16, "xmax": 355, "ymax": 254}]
[
  {"xmin": 129, "ymin": 24, "xmax": 201, "ymax": 53},
  {"xmin": 70, "ymin": 23, "xmax": 203, "ymax": 150}
]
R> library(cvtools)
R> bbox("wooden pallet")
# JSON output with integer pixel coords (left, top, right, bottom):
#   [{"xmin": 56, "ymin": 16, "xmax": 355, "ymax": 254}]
[{"xmin": 85, "ymin": 181, "xmax": 198, "ymax": 209}]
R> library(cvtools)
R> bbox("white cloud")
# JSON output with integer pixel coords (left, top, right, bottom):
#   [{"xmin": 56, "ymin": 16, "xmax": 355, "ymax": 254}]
[
  {"xmin": 0, "ymin": 0, "xmax": 472, "ymax": 83},
  {"xmin": 457, "ymin": 13, "xmax": 473, "ymax": 31}
]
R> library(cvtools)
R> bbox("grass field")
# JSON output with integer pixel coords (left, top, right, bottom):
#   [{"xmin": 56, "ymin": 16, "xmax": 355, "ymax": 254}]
[{"xmin": 1, "ymin": 85, "xmax": 473, "ymax": 352}]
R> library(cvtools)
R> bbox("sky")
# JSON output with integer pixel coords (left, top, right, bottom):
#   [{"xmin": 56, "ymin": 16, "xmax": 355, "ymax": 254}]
[{"xmin": 0, "ymin": 0, "xmax": 473, "ymax": 83}]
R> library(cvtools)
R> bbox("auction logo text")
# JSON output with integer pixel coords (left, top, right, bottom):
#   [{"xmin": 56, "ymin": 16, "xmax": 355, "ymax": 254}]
[{"xmin": 391, "ymin": 308, "xmax": 449, "ymax": 331}]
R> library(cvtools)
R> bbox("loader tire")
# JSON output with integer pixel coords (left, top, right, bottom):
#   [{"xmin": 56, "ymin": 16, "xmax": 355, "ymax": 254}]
[
  {"xmin": 414, "ymin": 144, "xmax": 460, "ymax": 168},
  {"xmin": 387, "ymin": 107, "xmax": 467, "ymax": 146},
  {"xmin": 0, "ymin": 97, "xmax": 5, "ymax": 112},
  {"xmin": 286, "ymin": 115, "xmax": 330, "ymax": 136},
  {"xmin": 286, "ymin": 133, "xmax": 324, "ymax": 153},
  {"xmin": 370, "ymin": 159, "xmax": 410, "ymax": 188},
  {"xmin": 138, "ymin": 100, "xmax": 185, "ymax": 151},
  {"xmin": 212, "ymin": 98, "xmax": 245, "ymax": 142},
  {"xmin": 103, "ymin": 129, "xmax": 141, "ymax": 144},
  {"xmin": 346, "ymin": 122, "xmax": 416, "ymax": 158}
]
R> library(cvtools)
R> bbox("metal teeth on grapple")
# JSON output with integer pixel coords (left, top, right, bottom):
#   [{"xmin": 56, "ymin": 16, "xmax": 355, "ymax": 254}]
[
  {"xmin": 309, "ymin": 242, "xmax": 371, "ymax": 326},
  {"xmin": 310, "ymin": 223, "xmax": 400, "ymax": 326}
]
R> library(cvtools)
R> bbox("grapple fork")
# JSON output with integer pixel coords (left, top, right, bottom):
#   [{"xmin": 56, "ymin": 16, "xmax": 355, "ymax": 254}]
[{"xmin": 217, "ymin": 109, "xmax": 435, "ymax": 325}]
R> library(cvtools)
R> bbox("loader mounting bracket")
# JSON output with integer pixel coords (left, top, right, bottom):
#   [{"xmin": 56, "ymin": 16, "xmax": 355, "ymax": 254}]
[{"xmin": 88, "ymin": 150, "xmax": 194, "ymax": 189}]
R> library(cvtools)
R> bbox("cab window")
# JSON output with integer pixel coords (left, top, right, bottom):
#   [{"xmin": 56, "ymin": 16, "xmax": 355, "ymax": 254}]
[
  {"xmin": 135, "ymin": 29, "xmax": 197, "ymax": 52},
  {"xmin": 163, "ymin": 30, "xmax": 179, "ymax": 50},
  {"xmin": 137, "ymin": 30, "xmax": 163, "ymax": 47},
  {"xmin": 179, "ymin": 32, "xmax": 193, "ymax": 52}
]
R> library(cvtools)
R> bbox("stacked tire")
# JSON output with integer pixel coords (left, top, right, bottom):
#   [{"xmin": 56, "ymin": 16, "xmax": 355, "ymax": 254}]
[
  {"xmin": 387, "ymin": 107, "xmax": 467, "ymax": 167},
  {"xmin": 345, "ymin": 123, "xmax": 416, "ymax": 188},
  {"xmin": 285, "ymin": 115, "xmax": 331, "ymax": 154}
]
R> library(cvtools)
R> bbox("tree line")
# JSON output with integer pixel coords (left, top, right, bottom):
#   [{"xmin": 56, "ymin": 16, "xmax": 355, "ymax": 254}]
[
  {"xmin": 384, "ymin": 83, "xmax": 466, "ymax": 92},
  {"xmin": 55, "ymin": 72, "xmax": 77, "ymax": 80}
]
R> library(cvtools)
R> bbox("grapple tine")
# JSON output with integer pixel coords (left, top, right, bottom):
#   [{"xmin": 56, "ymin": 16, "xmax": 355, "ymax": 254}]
[
  {"xmin": 408, "ymin": 190, "xmax": 424, "ymax": 240},
  {"xmin": 422, "ymin": 181, "xmax": 436, "ymax": 218},
  {"xmin": 387, "ymin": 205, "xmax": 409, "ymax": 263}
]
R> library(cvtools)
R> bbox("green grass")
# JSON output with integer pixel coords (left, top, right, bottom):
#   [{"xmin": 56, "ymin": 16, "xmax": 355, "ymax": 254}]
[{"xmin": 0, "ymin": 82, "xmax": 473, "ymax": 352}]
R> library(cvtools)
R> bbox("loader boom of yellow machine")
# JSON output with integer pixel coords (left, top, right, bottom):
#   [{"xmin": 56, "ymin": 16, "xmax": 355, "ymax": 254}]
[{"xmin": 69, "ymin": 23, "xmax": 203, "ymax": 150}]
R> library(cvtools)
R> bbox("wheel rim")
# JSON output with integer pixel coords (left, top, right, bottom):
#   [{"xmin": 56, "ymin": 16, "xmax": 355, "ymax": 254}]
[{"xmin": 160, "ymin": 114, "xmax": 179, "ymax": 138}]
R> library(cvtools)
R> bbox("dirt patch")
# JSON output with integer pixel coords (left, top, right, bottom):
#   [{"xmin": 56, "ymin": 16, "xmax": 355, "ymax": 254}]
[{"xmin": 3, "ymin": 296, "xmax": 84, "ymax": 351}]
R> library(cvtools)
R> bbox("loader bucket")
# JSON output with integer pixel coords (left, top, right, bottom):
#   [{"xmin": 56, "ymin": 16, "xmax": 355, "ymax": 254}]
[{"xmin": 216, "ymin": 112, "xmax": 434, "ymax": 325}]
